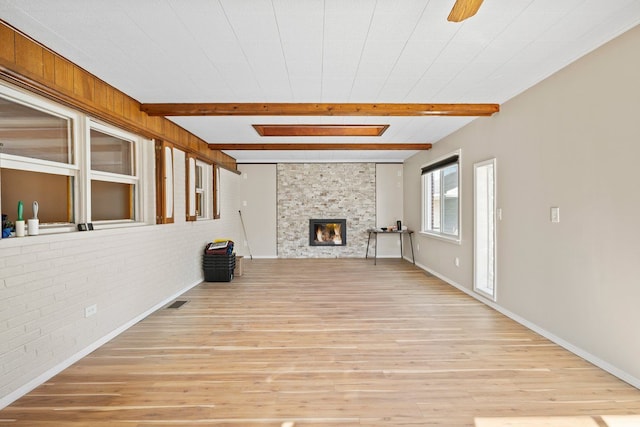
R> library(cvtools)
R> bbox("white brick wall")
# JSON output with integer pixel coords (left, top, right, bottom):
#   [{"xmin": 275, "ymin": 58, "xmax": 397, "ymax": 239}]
[{"xmin": 0, "ymin": 153, "xmax": 242, "ymax": 407}]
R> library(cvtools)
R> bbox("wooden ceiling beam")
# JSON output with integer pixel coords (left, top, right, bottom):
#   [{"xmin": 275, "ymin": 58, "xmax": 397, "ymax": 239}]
[
  {"xmin": 208, "ymin": 143, "xmax": 432, "ymax": 151},
  {"xmin": 141, "ymin": 103, "xmax": 499, "ymax": 117}
]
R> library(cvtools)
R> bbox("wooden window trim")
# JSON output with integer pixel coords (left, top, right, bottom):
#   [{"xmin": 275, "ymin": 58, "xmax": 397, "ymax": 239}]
[
  {"xmin": 213, "ymin": 164, "xmax": 220, "ymax": 220},
  {"xmin": 185, "ymin": 153, "xmax": 197, "ymax": 222},
  {"xmin": 155, "ymin": 140, "xmax": 174, "ymax": 224}
]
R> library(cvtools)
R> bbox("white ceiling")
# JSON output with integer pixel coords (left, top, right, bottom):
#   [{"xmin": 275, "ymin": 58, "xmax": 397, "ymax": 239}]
[{"xmin": 1, "ymin": 0, "xmax": 639, "ymax": 163}]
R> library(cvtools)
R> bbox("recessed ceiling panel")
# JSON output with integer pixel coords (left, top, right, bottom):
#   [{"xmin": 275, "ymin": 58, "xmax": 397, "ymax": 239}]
[{"xmin": 252, "ymin": 124, "xmax": 389, "ymax": 137}]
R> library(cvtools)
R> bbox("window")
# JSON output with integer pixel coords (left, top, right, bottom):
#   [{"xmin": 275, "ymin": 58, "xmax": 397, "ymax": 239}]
[
  {"xmin": 421, "ymin": 152, "xmax": 460, "ymax": 241},
  {"xmin": 195, "ymin": 160, "xmax": 212, "ymax": 219},
  {"xmin": 0, "ymin": 96, "xmax": 73, "ymax": 164},
  {"xmin": 0, "ymin": 81, "xmax": 149, "ymax": 233},
  {"xmin": 1, "ymin": 168, "xmax": 74, "ymax": 224},
  {"xmin": 89, "ymin": 122, "xmax": 139, "ymax": 222},
  {"xmin": 0, "ymin": 85, "xmax": 79, "ymax": 230},
  {"xmin": 186, "ymin": 154, "xmax": 212, "ymax": 221}
]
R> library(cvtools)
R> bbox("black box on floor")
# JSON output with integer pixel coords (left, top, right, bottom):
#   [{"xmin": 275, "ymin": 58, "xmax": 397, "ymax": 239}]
[
  {"xmin": 204, "ymin": 268, "xmax": 234, "ymax": 282},
  {"xmin": 202, "ymin": 253, "xmax": 236, "ymax": 282}
]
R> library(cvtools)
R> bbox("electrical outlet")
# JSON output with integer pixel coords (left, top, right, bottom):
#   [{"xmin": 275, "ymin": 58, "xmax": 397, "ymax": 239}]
[
  {"xmin": 417, "ymin": 243, "xmax": 420, "ymax": 251},
  {"xmin": 551, "ymin": 207, "xmax": 560, "ymax": 223},
  {"xmin": 85, "ymin": 304, "xmax": 97, "ymax": 318},
  {"xmin": 455, "ymin": 257, "xmax": 460, "ymax": 267}
]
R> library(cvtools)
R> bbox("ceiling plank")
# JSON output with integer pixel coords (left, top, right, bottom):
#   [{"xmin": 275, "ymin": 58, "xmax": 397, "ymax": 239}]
[
  {"xmin": 208, "ymin": 143, "xmax": 432, "ymax": 151},
  {"xmin": 141, "ymin": 103, "xmax": 499, "ymax": 117},
  {"xmin": 253, "ymin": 124, "xmax": 389, "ymax": 137}
]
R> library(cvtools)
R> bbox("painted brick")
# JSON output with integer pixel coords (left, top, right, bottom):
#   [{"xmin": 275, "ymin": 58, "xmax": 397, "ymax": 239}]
[
  {"xmin": 0, "ymin": 246, "xmax": 22, "ymax": 257},
  {"xmin": 6, "ymin": 309, "xmax": 40, "ymax": 329},
  {"xmin": 24, "ymin": 334, "xmax": 52, "ymax": 355},
  {"xmin": 0, "ymin": 264, "xmax": 24, "ymax": 277},
  {"xmin": 5, "ymin": 270, "xmax": 52, "ymax": 288},
  {"xmin": 6, "ymin": 328, "xmax": 40, "ymax": 353},
  {"xmin": 0, "ymin": 163, "xmax": 242, "ymax": 404},
  {"xmin": 0, "ymin": 348, "xmax": 28, "ymax": 374},
  {"xmin": 4, "ymin": 254, "xmax": 28, "ymax": 267},
  {"xmin": 19, "ymin": 243, "xmax": 52, "ymax": 255}
]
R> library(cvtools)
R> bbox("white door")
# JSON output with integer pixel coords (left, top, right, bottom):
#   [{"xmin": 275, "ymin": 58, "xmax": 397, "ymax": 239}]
[{"xmin": 474, "ymin": 159, "xmax": 496, "ymax": 300}]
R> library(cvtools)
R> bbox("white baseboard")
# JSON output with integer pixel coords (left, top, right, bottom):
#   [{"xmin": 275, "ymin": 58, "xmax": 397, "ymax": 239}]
[
  {"xmin": 413, "ymin": 260, "xmax": 640, "ymax": 390},
  {"xmin": 0, "ymin": 279, "xmax": 203, "ymax": 410}
]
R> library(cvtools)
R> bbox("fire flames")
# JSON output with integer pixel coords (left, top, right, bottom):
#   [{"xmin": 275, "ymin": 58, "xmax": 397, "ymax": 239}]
[{"xmin": 315, "ymin": 223, "xmax": 342, "ymax": 245}]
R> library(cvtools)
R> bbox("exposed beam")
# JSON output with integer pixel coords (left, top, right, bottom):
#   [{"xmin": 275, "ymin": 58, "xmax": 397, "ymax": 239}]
[
  {"xmin": 252, "ymin": 124, "xmax": 389, "ymax": 137},
  {"xmin": 141, "ymin": 103, "xmax": 499, "ymax": 117},
  {"xmin": 208, "ymin": 143, "xmax": 432, "ymax": 151}
]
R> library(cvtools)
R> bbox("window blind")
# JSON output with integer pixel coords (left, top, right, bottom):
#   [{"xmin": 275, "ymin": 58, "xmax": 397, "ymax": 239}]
[{"xmin": 421, "ymin": 155, "xmax": 459, "ymax": 175}]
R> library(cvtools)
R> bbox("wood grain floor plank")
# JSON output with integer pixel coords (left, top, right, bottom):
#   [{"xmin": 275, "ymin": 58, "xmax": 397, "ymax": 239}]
[{"xmin": 1, "ymin": 259, "xmax": 639, "ymax": 426}]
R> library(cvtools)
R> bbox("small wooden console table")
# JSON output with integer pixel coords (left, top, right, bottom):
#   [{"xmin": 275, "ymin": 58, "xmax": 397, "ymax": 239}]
[{"xmin": 365, "ymin": 229, "xmax": 415, "ymax": 265}]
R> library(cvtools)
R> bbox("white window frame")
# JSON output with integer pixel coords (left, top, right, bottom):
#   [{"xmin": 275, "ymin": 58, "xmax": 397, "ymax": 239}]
[
  {"xmin": 195, "ymin": 160, "xmax": 212, "ymax": 220},
  {"xmin": 186, "ymin": 155, "xmax": 212, "ymax": 221},
  {"xmin": 87, "ymin": 119, "xmax": 142, "ymax": 226},
  {"xmin": 0, "ymin": 80, "xmax": 150, "ymax": 234},
  {"xmin": 421, "ymin": 150, "xmax": 461, "ymax": 244},
  {"xmin": 0, "ymin": 83, "xmax": 81, "ymax": 233}
]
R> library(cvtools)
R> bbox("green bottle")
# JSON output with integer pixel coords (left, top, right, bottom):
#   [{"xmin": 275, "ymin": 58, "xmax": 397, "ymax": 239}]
[{"xmin": 17, "ymin": 200, "xmax": 23, "ymax": 221}]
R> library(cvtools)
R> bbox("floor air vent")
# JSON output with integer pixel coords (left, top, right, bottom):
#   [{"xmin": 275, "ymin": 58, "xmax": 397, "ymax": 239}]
[{"xmin": 167, "ymin": 300, "xmax": 188, "ymax": 309}]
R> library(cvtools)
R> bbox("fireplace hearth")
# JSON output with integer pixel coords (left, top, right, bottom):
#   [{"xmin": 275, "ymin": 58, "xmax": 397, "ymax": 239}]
[{"xmin": 309, "ymin": 219, "xmax": 347, "ymax": 246}]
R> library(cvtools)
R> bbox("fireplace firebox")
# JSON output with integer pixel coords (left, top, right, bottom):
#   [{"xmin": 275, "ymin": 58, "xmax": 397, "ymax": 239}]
[{"xmin": 309, "ymin": 219, "xmax": 347, "ymax": 246}]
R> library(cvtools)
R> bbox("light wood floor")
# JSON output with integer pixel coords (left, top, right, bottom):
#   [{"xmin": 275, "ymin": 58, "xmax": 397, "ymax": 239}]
[{"xmin": 1, "ymin": 259, "xmax": 639, "ymax": 427}]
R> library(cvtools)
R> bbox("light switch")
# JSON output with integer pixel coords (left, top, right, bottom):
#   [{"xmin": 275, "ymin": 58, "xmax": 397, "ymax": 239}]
[
  {"xmin": 497, "ymin": 208, "xmax": 502, "ymax": 221},
  {"xmin": 551, "ymin": 207, "xmax": 560, "ymax": 223}
]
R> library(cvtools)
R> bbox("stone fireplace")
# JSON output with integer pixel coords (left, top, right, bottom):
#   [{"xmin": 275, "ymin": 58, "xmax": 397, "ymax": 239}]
[
  {"xmin": 277, "ymin": 163, "xmax": 375, "ymax": 258},
  {"xmin": 309, "ymin": 219, "xmax": 346, "ymax": 246}
]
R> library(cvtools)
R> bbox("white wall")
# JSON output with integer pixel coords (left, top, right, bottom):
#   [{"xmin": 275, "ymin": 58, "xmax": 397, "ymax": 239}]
[
  {"xmin": 403, "ymin": 25, "xmax": 640, "ymax": 386},
  {"xmin": 375, "ymin": 163, "xmax": 404, "ymax": 257},
  {"xmin": 237, "ymin": 164, "xmax": 277, "ymax": 258},
  {"xmin": 0, "ymin": 146, "xmax": 242, "ymax": 407},
  {"xmin": 236, "ymin": 163, "xmax": 404, "ymax": 259}
]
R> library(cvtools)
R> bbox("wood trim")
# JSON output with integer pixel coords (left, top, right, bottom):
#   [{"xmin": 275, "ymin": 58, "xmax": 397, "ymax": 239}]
[
  {"xmin": 155, "ymin": 140, "xmax": 174, "ymax": 224},
  {"xmin": 185, "ymin": 153, "xmax": 197, "ymax": 222},
  {"xmin": 209, "ymin": 143, "xmax": 432, "ymax": 151},
  {"xmin": 141, "ymin": 102, "xmax": 500, "ymax": 117},
  {"xmin": 213, "ymin": 164, "xmax": 220, "ymax": 220},
  {"xmin": 252, "ymin": 124, "xmax": 389, "ymax": 137},
  {"xmin": 0, "ymin": 20, "xmax": 237, "ymax": 172}
]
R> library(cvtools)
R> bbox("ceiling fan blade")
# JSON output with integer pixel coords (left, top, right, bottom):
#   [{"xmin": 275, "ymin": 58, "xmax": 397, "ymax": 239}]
[{"xmin": 447, "ymin": 0, "xmax": 484, "ymax": 22}]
